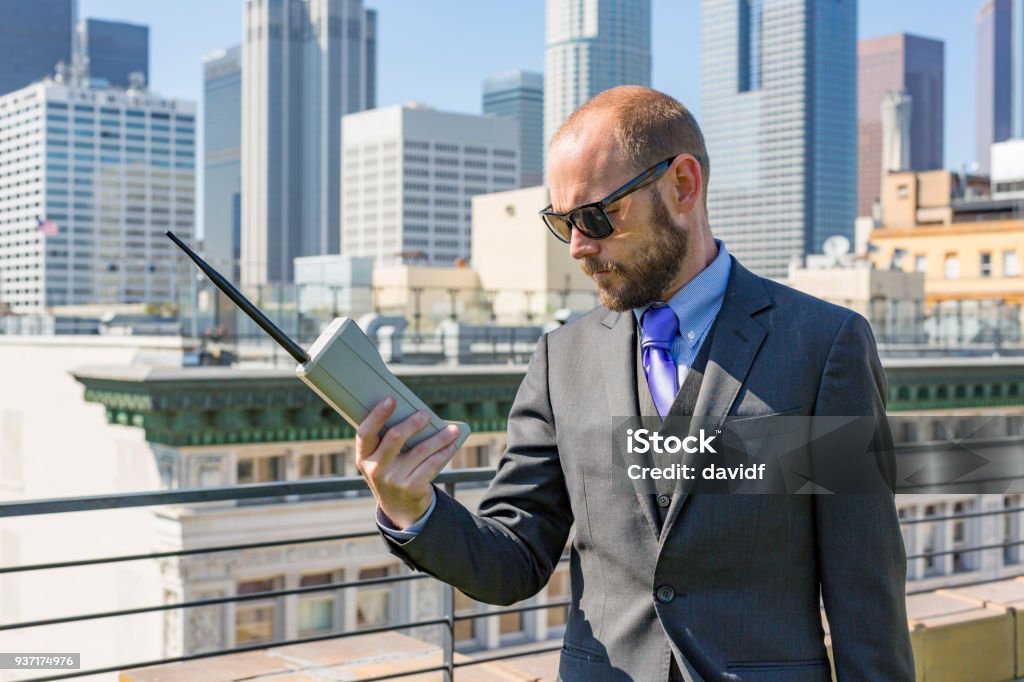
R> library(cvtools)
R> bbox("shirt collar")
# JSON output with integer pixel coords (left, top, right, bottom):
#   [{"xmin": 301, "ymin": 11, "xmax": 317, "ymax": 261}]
[{"xmin": 633, "ymin": 239, "xmax": 732, "ymax": 348}]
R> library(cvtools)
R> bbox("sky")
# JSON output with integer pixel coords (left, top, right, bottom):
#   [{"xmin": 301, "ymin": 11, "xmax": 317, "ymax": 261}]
[{"xmin": 78, "ymin": 0, "xmax": 983, "ymax": 236}]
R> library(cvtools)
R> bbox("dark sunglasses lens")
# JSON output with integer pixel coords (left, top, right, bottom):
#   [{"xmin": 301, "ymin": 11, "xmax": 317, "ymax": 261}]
[
  {"xmin": 577, "ymin": 206, "xmax": 614, "ymax": 239},
  {"xmin": 542, "ymin": 214, "xmax": 573, "ymax": 243}
]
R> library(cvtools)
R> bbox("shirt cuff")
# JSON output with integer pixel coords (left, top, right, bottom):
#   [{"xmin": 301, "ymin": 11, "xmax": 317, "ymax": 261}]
[{"xmin": 376, "ymin": 488, "xmax": 437, "ymax": 540}]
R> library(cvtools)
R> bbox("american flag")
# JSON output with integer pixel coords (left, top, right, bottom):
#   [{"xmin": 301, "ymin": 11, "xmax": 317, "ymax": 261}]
[{"xmin": 35, "ymin": 219, "xmax": 59, "ymax": 236}]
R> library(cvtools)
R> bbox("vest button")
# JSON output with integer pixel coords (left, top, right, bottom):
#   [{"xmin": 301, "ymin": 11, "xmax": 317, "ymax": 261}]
[
  {"xmin": 656, "ymin": 585, "xmax": 675, "ymax": 604},
  {"xmin": 656, "ymin": 494, "xmax": 671, "ymax": 508}
]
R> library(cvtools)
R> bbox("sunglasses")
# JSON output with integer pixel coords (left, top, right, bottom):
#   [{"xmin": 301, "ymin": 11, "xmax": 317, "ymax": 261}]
[{"xmin": 539, "ymin": 154, "xmax": 691, "ymax": 243}]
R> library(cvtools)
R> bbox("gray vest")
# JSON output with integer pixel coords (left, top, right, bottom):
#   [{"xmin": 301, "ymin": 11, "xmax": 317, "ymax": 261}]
[{"xmin": 635, "ymin": 321, "xmax": 717, "ymax": 528}]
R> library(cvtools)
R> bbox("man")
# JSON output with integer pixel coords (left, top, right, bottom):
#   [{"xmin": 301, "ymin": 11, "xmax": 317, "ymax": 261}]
[{"xmin": 355, "ymin": 86, "xmax": 915, "ymax": 681}]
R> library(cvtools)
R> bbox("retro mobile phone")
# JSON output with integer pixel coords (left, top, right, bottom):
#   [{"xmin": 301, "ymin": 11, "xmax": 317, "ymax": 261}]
[{"xmin": 166, "ymin": 231, "xmax": 471, "ymax": 451}]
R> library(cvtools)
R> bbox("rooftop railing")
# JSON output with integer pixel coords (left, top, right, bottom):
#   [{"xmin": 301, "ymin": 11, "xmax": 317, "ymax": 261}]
[
  {"xmin": 2, "ymin": 468, "xmax": 1024, "ymax": 681},
  {"xmin": 0, "ymin": 469, "xmax": 566, "ymax": 682}
]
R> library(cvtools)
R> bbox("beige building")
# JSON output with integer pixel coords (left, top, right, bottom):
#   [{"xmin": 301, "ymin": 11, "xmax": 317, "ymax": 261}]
[
  {"xmin": 867, "ymin": 170, "xmax": 1024, "ymax": 307},
  {"xmin": 371, "ymin": 263, "xmax": 484, "ymax": 328},
  {"xmin": 472, "ymin": 186, "xmax": 595, "ymax": 322},
  {"xmin": 788, "ymin": 261, "xmax": 925, "ymax": 343}
]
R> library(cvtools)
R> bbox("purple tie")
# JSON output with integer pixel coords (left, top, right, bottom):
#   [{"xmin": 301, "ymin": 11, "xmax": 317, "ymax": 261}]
[{"xmin": 641, "ymin": 304, "xmax": 679, "ymax": 417}]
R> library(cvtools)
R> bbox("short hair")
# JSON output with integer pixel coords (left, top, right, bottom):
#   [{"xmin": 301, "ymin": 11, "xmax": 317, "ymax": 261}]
[{"xmin": 551, "ymin": 86, "xmax": 710, "ymax": 201}]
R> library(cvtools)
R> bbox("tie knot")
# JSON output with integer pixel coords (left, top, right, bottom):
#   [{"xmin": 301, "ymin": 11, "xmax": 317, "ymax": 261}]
[{"xmin": 641, "ymin": 304, "xmax": 678, "ymax": 346}]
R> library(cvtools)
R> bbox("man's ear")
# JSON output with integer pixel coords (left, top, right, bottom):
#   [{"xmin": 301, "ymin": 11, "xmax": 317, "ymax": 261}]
[{"xmin": 670, "ymin": 155, "xmax": 703, "ymax": 214}]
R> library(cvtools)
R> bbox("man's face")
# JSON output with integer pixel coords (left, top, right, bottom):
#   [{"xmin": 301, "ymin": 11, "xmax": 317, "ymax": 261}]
[
  {"xmin": 579, "ymin": 191, "xmax": 690, "ymax": 311},
  {"xmin": 548, "ymin": 123, "xmax": 689, "ymax": 312}
]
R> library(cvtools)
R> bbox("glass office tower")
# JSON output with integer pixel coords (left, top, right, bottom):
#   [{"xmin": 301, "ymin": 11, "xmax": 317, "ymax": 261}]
[
  {"xmin": 702, "ymin": 0, "xmax": 857, "ymax": 279},
  {"xmin": 0, "ymin": 0, "xmax": 74, "ymax": 96},
  {"xmin": 483, "ymin": 70, "xmax": 544, "ymax": 188}
]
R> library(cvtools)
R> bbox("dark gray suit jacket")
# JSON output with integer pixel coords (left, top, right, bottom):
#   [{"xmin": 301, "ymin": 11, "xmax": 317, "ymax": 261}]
[{"xmin": 381, "ymin": 257, "xmax": 915, "ymax": 681}]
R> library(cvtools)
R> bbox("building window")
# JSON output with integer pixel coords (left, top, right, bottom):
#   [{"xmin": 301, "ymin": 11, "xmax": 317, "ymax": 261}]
[
  {"xmin": 235, "ymin": 576, "xmax": 283, "ymax": 645},
  {"xmin": 738, "ymin": 0, "xmax": 763, "ymax": 92},
  {"xmin": 1005, "ymin": 496, "xmax": 1021, "ymax": 566},
  {"xmin": 237, "ymin": 455, "xmax": 285, "ymax": 483},
  {"xmin": 1005, "ymin": 251, "xmax": 1020, "ymax": 277},
  {"xmin": 356, "ymin": 566, "xmax": 395, "ymax": 629},
  {"xmin": 454, "ymin": 589, "xmax": 481, "ymax": 647},
  {"xmin": 943, "ymin": 254, "xmax": 959, "ymax": 280},
  {"xmin": 299, "ymin": 452, "xmax": 343, "ymax": 478},
  {"xmin": 450, "ymin": 445, "xmax": 488, "ymax": 469},
  {"xmin": 897, "ymin": 184, "xmax": 910, "ymax": 198},
  {"xmin": 298, "ymin": 571, "xmax": 337, "ymax": 636},
  {"xmin": 499, "ymin": 606, "xmax": 525, "ymax": 643},
  {"xmin": 981, "ymin": 252, "xmax": 992, "ymax": 277},
  {"xmin": 546, "ymin": 566, "xmax": 570, "ymax": 628},
  {"xmin": 922, "ymin": 504, "xmax": 942, "ymax": 576},
  {"xmin": 914, "ymin": 255, "xmax": 926, "ymax": 273},
  {"xmin": 952, "ymin": 501, "xmax": 973, "ymax": 573}
]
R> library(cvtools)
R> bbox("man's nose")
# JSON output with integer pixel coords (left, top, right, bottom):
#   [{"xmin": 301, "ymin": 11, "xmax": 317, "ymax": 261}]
[{"xmin": 569, "ymin": 226, "xmax": 599, "ymax": 260}]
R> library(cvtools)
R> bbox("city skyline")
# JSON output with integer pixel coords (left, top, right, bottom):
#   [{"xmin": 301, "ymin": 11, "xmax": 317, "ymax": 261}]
[{"xmin": 78, "ymin": 0, "xmax": 980, "ymax": 184}]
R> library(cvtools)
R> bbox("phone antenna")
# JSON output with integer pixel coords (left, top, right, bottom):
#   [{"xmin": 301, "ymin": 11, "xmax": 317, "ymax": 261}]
[{"xmin": 165, "ymin": 231, "xmax": 309, "ymax": 364}]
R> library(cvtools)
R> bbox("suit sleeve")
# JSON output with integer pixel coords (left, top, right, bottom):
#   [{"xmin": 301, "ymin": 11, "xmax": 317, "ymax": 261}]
[
  {"xmin": 378, "ymin": 332, "xmax": 574, "ymax": 606},
  {"xmin": 811, "ymin": 312, "xmax": 915, "ymax": 680}
]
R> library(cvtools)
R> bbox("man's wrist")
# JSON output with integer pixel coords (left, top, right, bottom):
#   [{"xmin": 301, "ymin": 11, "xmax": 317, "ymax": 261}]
[{"xmin": 377, "ymin": 488, "xmax": 437, "ymax": 538}]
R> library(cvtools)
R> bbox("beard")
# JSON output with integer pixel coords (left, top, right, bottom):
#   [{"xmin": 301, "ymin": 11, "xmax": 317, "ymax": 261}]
[{"xmin": 581, "ymin": 193, "xmax": 690, "ymax": 312}]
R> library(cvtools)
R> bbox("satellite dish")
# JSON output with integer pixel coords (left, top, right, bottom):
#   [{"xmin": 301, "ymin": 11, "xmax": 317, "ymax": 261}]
[{"xmin": 822, "ymin": 235, "xmax": 851, "ymax": 259}]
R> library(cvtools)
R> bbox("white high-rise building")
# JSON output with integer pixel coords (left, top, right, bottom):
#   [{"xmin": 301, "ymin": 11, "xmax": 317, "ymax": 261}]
[
  {"xmin": 241, "ymin": 0, "xmax": 376, "ymax": 286},
  {"xmin": 702, "ymin": 0, "xmax": 857, "ymax": 279},
  {"xmin": 0, "ymin": 80, "xmax": 195, "ymax": 313},
  {"xmin": 341, "ymin": 104, "xmax": 519, "ymax": 267},
  {"xmin": 544, "ymin": 0, "xmax": 651, "ymax": 170}
]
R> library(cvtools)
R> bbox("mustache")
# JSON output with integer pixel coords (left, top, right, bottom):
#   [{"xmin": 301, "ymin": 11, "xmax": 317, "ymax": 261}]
[{"xmin": 581, "ymin": 258, "xmax": 623, "ymax": 277}]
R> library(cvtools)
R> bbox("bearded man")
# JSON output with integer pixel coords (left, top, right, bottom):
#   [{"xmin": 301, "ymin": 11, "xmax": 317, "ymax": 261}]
[{"xmin": 354, "ymin": 86, "xmax": 915, "ymax": 682}]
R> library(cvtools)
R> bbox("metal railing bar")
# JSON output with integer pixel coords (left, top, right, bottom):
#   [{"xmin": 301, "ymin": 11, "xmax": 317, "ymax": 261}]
[
  {"xmin": 15, "ymin": 617, "xmax": 451, "ymax": 682},
  {"xmin": 0, "ymin": 573, "xmax": 427, "ymax": 632},
  {"xmin": 906, "ymin": 537, "xmax": 1024, "ymax": 560},
  {"xmin": 0, "ymin": 469, "xmax": 495, "ymax": 517},
  {"xmin": 4, "ymin": 471, "xmax": 1024, "ymax": 519},
  {"xmin": 453, "ymin": 643, "xmax": 563, "ymax": 668},
  {"xmin": 899, "ymin": 505, "xmax": 1024, "ymax": 525},
  {"xmin": 0, "ymin": 529, "xmax": 380, "ymax": 574},
  {"xmin": 453, "ymin": 599, "xmax": 571, "ymax": 622},
  {"xmin": 905, "ymin": 571, "xmax": 1024, "ymax": 596},
  {"xmin": 345, "ymin": 664, "xmax": 448, "ymax": 682},
  {"xmin": 442, "ymin": 480, "xmax": 456, "ymax": 682}
]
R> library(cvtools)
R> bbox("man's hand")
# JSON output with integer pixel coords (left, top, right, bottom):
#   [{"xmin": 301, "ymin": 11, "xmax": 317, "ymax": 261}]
[{"xmin": 356, "ymin": 397, "xmax": 462, "ymax": 529}]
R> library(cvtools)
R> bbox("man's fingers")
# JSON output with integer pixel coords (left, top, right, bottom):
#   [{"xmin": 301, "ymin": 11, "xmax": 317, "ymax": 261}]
[
  {"xmin": 407, "ymin": 440, "xmax": 460, "ymax": 488},
  {"xmin": 373, "ymin": 410, "xmax": 433, "ymax": 468},
  {"xmin": 356, "ymin": 397, "xmax": 396, "ymax": 459},
  {"xmin": 384, "ymin": 423, "xmax": 461, "ymax": 479}
]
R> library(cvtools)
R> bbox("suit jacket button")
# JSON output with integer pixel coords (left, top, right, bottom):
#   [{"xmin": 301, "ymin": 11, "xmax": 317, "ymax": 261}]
[
  {"xmin": 656, "ymin": 585, "xmax": 675, "ymax": 603},
  {"xmin": 656, "ymin": 494, "xmax": 671, "ymax": 508}
]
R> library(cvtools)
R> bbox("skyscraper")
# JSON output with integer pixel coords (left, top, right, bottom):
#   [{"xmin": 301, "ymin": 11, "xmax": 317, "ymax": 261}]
[
  {"xmin": 857, "ymin": 34, "xmax": 944, "ymax": 217},
  {"xmin": 483, "ymin": 70, "xmax": 544, "ymax": 187},
  {"xmin": 978, "ymin": 0, "xmax": 1013, "ymax": 172},
  {"xmin": 544, "ymin": 0, "xmax": 651, "ymax": 170},
  {"xmin": 0, "ymin": 0, "xmax": 74, "ymax": 96},
  {"xmin": 702, "ymin": 0, "xmax": 857, "ymax": 279},
  {"xmin": 341, "ymin": 104, "xmax": 519, "ymax": 266},
  {"xmin": 0, "ymin": 80, "xmax": 195, "ymax": 312},
  {"xmin": 241, "ymin": 0, "xmax": 376, "ymax": 286},
  {"xmin": 81, "ymin": 18, "xmax": 149, "ymax": 89},
  {"xmin": 203, "ymin": 46, "xmax": 242, "ymax": 282}
]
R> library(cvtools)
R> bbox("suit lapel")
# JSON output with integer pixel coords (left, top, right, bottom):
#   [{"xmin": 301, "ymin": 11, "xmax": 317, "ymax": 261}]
[
  {"xmin": 660, "ymin": 259, "xmax": 771, "ymax": 542},
  {"xmin": 601, "ymin": 309, "xmax": 663, "ymax": 538}
]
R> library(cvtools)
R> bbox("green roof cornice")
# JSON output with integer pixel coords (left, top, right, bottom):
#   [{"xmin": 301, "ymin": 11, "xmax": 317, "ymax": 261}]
[{"xmin": 72, "ymin": 365, "xmax": 525, "ymax": 447}]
